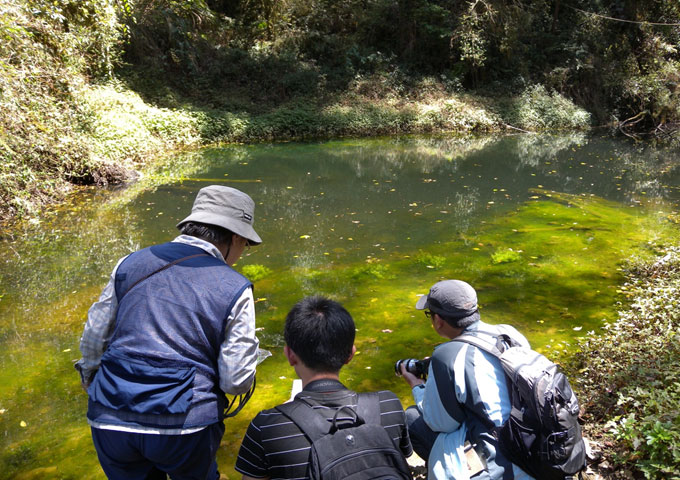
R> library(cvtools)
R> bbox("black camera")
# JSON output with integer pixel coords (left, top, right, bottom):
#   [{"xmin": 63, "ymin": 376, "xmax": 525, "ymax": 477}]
[{"xmin": 394, "ymin": 358, "xmax": 431, "ymax": 379}]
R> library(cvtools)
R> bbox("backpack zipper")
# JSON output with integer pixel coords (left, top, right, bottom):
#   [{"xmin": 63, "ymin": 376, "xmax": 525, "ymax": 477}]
[{"xmin": 320, "ymin": 447, "xmax": 400, "ymax": 474}]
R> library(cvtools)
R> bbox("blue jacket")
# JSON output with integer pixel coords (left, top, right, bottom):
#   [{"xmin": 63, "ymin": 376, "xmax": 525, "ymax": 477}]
[
  {"xmin": 413, "ymin": 321, "xmax": 535, "ymax": 480},
  {"xmin": 87, "ymin": 242, "xmax": 252, "ymax": 429}
]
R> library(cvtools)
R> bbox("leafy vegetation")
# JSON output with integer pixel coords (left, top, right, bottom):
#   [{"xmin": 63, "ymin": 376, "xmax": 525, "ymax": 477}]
[{"xmin": 558, "ymin": 245, "xmax": 680, "ymax": 479}]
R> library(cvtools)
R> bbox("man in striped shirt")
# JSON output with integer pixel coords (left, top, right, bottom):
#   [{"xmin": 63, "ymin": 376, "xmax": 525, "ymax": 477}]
[{"xmin": 235, "ymin": 296, "xmax": 413, "ymax": 480}]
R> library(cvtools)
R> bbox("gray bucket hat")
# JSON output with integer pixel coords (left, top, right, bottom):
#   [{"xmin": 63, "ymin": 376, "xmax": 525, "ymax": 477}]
[
  {"xmin": 416, "ymin": 280, "xmax": 479, "ymax": 324},
  {"xmin": 177, "ymin": 185, "xmax": 262, "ymax": 245}
]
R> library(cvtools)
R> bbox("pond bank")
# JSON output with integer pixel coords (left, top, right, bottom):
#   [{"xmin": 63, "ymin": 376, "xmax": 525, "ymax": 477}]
[
  {"xmin": 559, "ymin": 244, "xmax": 680, "ymax": 479},
  {"xmin": 2, "ymin": 79, "xmax": 591, "ymax": 227}
]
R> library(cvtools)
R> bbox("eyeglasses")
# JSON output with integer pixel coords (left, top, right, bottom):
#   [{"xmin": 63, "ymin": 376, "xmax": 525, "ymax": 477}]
[{"xmin": 424, "ymin": 310, "xmax": 434, "ymax": 319}]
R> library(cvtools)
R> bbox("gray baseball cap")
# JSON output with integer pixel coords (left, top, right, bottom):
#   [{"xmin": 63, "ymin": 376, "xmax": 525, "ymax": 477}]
[
  {"xmin": 416, "ymin": 280, "xmax": 478, "ymax": 320},
  {"xmin": 177, "ymin": 185, "xmax": 262, "ymax": 245}
]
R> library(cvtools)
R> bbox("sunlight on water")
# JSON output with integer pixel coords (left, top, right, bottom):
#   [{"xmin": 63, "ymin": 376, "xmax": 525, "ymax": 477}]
[{"xmin": 0, "ymin": 134, "xmax": 679, "ymax": 478}]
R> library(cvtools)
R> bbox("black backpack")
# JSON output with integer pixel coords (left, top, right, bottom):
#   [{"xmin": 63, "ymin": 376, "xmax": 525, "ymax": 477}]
[
  {"xmin": 454, "ymin": 330, "xmax": 586, "ymax": 480},
  {"xmin": 275, "ymin": 393, "xmax": 413, "ymax": 480}
]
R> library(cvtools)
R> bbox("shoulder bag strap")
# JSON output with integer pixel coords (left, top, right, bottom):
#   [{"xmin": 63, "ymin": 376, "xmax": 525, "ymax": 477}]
[{"xmin": 119, "ymin": 253, "xmax": 209, "ymax": 301}]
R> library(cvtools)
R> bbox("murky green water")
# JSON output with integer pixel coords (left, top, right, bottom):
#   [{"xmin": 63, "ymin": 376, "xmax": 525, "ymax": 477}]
[{"xmin": 1, "ymin": 134, "xmax": 679, "ymax": 478}]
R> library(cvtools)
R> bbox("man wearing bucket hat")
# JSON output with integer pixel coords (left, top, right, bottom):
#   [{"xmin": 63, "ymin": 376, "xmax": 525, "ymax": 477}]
[
  {"xmin": 76, "ymin": 185, "xmax": 262, "ymax": 480},
  {"xmin": 398, "ymin": 280, "xmax": 534, "ymax": 480}
]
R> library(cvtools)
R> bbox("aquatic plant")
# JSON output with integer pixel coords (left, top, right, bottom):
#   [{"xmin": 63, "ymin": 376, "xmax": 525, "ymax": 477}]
[
  {"xmin": 351, "ymin": 263, "xmax": 391, "ymax": 280},
  {"xmin": 415, "ymin": 252, "xmax": 446, "ymax": 269},
  {"xmin": 491, "ymin": 248, "xmax": 521, "ymax": 264},
  {"xmin": 241, "ymin": 264, "xmax": 273, "ymax": 282}
]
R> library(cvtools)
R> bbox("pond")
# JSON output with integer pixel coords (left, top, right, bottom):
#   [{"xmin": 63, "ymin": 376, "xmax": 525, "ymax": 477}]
[{"xmin": 1, "ymin": 133, "xmax": 679, "ymax": 479}]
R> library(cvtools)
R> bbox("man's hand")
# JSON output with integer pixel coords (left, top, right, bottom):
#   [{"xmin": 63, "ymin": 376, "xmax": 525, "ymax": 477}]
[{"xmin": 400, "ymin": 363, "xmax": 425, "ymax": 389}]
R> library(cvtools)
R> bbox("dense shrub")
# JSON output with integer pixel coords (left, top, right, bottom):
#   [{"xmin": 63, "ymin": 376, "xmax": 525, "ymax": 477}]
[
  {"xmin": 506, "ymin": 85, "xmax": 591, "ymax": 131},
  {"xmin": 560, "ymin": 245, "xmax": 680, "ymax": 479},
  {"xmin": 0, "ymin": 0, "xmax": 122, "ymax": 219}
]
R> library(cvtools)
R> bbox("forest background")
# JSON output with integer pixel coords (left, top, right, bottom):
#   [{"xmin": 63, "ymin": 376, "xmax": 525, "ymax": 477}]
[
  {"xmin": 2, "ymin": 0, "xmax": 680, "ymax": 222},
  {"xmin": 1, "ymin": 1, "xmax": 680, "ymax": 478}
]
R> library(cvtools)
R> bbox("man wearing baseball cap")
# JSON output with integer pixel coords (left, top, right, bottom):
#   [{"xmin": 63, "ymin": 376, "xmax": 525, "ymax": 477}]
[
  {"xmin": 399, "ymin": 280, "xmax": 534, "ymax": 480},
  {"xmin": 76, "ymin": 185, "xmax": 262, "ymax": 479}
]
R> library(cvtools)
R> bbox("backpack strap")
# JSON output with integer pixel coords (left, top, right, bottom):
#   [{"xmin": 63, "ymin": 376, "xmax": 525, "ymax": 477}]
[
  {"xmin": 355, "ymin": 392, "xmax": 381, "ymax": 426},
  {"xmin": 453, "ymin": 331, "xmax": 529, "ymax": 431},
  {"xmin": 275, "ymin": 400, "xmax": 332, "ymax": 443},
  {"xmin": 445, "ymin": 331, "xmax": 519, "ymax": 432},
  {"xmin": 454, "ymin": 332, "xmax": 504, "ymax": 358}
]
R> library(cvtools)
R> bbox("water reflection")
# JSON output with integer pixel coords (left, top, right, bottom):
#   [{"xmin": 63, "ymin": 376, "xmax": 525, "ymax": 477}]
[{"xmin": 0, "ymin": 134, "xmax": 678, "ymax": 479}]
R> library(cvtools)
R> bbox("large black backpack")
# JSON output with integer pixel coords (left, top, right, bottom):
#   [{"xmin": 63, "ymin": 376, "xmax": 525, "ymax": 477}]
[
  {"xmin": 454, "ymin": 330, "xmax": 586, "ymax": 480},
  {"xmin": 275, "ymin": 393, "xmax": 413, "ymax": 480}
]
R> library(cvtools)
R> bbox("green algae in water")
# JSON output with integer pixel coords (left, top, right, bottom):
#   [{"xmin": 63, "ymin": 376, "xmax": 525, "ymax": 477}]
[
  {"xmin": 0, "ymin": 134, "xmax": 679, "ymax": 478},
  {"xmin": 240, "ymin": 264, "xmax": 273, "ymax": 282},
  {"xmin": 491, "ymin": 248, "xmax": 522, "ymax": 264}
]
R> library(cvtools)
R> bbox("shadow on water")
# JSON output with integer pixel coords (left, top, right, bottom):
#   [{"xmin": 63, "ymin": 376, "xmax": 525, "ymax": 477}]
[{"xmin": 0, "ymin": 133, "xmax": 679, "ymax": 478}]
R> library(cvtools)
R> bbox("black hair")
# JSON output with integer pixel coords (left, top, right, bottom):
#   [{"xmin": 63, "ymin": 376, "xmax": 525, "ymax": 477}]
[
  {"xmin": 284, "ymin": 296, "xmax": 356, "ymax": 373},
  {"xmin": 438, "ymin": 310, "xmax": 480, "ymax": 329},
  {"xmin": 179, "ymin": 221, "xmax": 234, "ymax": 247}
]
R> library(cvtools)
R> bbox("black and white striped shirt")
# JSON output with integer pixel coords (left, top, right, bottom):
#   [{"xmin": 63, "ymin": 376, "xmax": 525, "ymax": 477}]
[{"xmin": 235, "ymin": 379, "xmax": 413, "ymax": 479}]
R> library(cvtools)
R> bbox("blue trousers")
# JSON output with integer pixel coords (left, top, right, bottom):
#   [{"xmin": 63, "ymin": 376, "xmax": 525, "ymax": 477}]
[
  {"xmin": 405, "ymin": 405, "xmax": 438, "ymax": 462},
  {"xmin": 91, "ymin": 423, "xmax": 225, "ymax": 480}
]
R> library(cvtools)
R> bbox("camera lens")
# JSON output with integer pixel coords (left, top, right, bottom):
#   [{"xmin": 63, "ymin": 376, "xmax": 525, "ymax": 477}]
[{"xmin": 394, "ymin": 358, "xmax": 430, "ymax": 379}]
